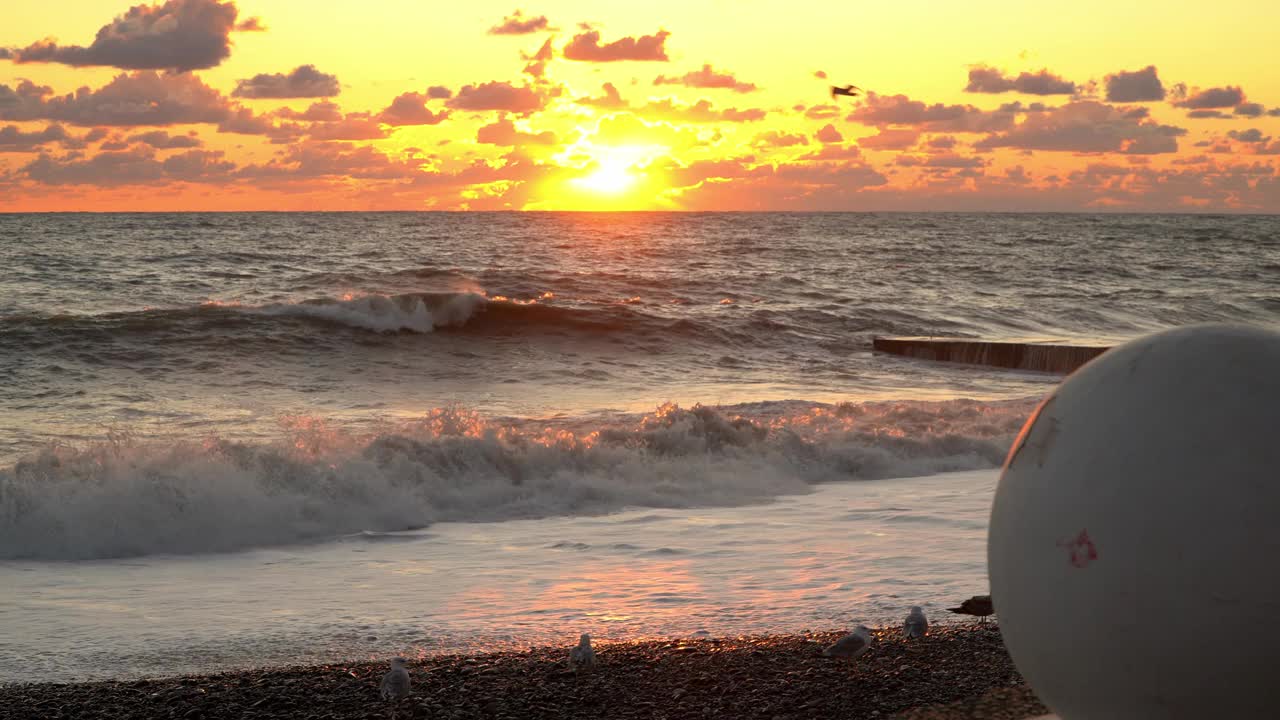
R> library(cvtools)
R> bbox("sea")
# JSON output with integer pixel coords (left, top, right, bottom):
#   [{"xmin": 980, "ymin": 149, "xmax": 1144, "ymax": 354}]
[{"xmin": 0, "ymin": 212, "xmax": 1276, "ymax": 683}]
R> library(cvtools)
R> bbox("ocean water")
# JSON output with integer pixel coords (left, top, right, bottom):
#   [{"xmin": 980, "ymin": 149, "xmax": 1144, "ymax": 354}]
[{"xmin": 0, "ymin": 212, "xmax": 1276, "ymax": 681}]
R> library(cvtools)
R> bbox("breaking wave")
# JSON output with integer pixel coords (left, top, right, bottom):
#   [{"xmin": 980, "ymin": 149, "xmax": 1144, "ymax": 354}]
[{"xmin": 0, "ymin": 398, "xmax": 1037, "ymax": 561}]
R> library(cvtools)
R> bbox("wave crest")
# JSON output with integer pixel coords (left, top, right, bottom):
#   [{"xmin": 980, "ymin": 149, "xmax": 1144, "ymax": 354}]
[{"xmin": 0, "ymin": 398, "xmax": 1036, "ymax": 561}]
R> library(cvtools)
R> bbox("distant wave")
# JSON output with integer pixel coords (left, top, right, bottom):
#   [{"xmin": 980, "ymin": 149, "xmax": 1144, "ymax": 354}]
[{"xmin": 0, "ymin": 398, "xmax": 1036, "ymax": 561}]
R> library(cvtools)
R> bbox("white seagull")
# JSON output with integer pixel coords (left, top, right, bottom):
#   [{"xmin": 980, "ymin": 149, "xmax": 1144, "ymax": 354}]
[
  {"xmin": 570, "ymin": 633, "xmax": 598, "ymax": 673},
  {"xmin": 822, "ymin": 625, "xmax": 874, "ymax": 659},
  {"xmin": 379, "ymin": 657, "xmax": 412, "ymax": 719},
  {"xmin": 904, "ymin": 606, "xmax": 928, "ymax": 638}
]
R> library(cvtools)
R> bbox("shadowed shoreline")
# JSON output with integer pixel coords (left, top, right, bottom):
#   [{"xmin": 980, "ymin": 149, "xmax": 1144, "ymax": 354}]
[{"xmin": 0, "ymin": 624, "xmax": 1047, "ymax": 719}]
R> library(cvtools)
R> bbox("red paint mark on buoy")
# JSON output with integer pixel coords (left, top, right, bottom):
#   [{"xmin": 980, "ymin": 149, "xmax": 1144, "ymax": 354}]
[{"xmin": 1057, "ymin": 529, "xmax": 1098, "ymax": 568}]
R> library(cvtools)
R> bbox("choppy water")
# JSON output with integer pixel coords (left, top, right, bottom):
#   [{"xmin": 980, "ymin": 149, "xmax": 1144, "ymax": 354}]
[{"xmin": 0, "ymin": 212, "xmax": 1276, "ymax": 680}]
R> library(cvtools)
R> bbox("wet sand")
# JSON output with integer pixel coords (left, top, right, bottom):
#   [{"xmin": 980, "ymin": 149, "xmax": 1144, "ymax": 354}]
[{"xmin": 0, "ymin": 624, "xmax": 1047, "ymax": 719}]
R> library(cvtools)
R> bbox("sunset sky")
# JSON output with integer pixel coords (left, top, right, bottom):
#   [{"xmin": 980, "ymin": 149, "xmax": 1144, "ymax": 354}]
[{"xmin": 2, "ymin": 0, "xmax": 1278, "ymax": 211}]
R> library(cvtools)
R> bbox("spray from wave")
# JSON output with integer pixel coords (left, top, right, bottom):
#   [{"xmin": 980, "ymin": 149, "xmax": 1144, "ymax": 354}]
[
  {"xmin": 252, "ymin": 292, "xmax": 489, "ymax": 333},
  {"xmin": 0, "ymin": 399, "xmax": 1036, "ymax": 561}
]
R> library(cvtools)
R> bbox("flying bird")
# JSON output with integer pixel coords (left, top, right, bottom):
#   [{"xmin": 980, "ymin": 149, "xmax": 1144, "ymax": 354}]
[
  {"xmin": 903, "ymin": 606, "xmax": 928, "ymax": 638},
  {"xmin": 379, "ymin": 657, "xmax": 412, "ymax": 719},
  {"xmin": 831, "ymin": 84, "xmax": 862, "ymax": 98},
  {"xmin": 822, "ymin": 625, "xmax": 873, "ymax": 659},
  {"xmin": 570, "ymin": 633, "xmax": 597, "ymax": 674},
  {"xmin": 947, "ymin": 594, "xmax": 995, "ymax": 623}
]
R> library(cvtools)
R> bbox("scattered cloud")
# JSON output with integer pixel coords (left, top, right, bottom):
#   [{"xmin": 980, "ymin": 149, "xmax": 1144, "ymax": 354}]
[
  {"xmin": 446, "ymin": 81, "xmax": 549, "ymax": 115},
  {"xmin": 1233, "ymin": 103, "xmax": 1265, "ymax": 117},
  {"xmin": 522, "ymin": 39, "xmax": 554, "ymax": 78},
  {"xmin": 803, "ymin": 104, "xmax": 840, "ymax": 120},
  {"xmin": 857, "ymin": 128, "xmax": 921, "ymax": 150},
  {"xmin": 1173, "ymin": 86, "xmax": 1245, "ymax": 109},
  {"xmin": 20, "ymin": 147, "xmax": 235, "ymax": 185},
  {"xmin": 0, "ymin": 123, "xmax": 79, "ymax": 152},
  {"xmin": 847, "ymin": 93, "xmax": 1013, "ymax": 133},
  {"xmin": 232, "ymin": 65, "xmax": 340, "ymax": 99},
  {"xmin": 10, "ymin": 0, "xmax": 252, "ymax": 72},
  {"xmin": 378, "ymin": 93, "xmax": 450, "ymax": 126},
  {"xmin": 965, "ymin": 66, "xmax": 1077, "ymax": 95},
  {"xmin": 1104, "ymin": 66, "xmax": 1165, "ymax": 102},
  {"xmin": 815, "ymin": 124, "xmax": 843, "ymax": 143},
  {"xmin": 974, "ymin": 100, "xmax": 1185, "ymax": 154},
  {"xmin": 563, "ymin": 29, "xmax": 670, "ymax": 62},
  {"xmin": 476, "ymin": 118, "xmax": 557, "ymax": 146},
  {"xmin": 488, "ymin": 10, "xmax": 553, "ymax": 35},
  {"xmin": 654, "ymin": 65, "xmax": 757, "ymax": 93},
  {"xmin": 640, "ymin": 98, "xmax": 766, "ymax": 123},
  {"xmin": 577, "ymin": 82, "xmax": 627, "ymax": 110},
  {"xmin": 127, "ymin": 130, "xmax": 202, "ymax": 148},
  {"xmin": 0, "ymin": 73, "xmax": 233, "ymax": 126},
  {"xmin": 751, "ymin": 130, "xmax": 808, "ymax": 149}
]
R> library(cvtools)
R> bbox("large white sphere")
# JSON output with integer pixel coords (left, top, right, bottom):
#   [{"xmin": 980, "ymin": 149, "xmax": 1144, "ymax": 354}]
[{"xmin": 989, "ymin": 324, "xmax": 1280, "ymax": 720}]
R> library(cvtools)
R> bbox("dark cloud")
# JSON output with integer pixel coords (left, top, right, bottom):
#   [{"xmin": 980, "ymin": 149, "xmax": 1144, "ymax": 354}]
[
  {"xmin": 232, "ymin": 65, "xmax": 340, "ymax": 99},
  {"xmin": 0, "ymin": 124, "xmax": 78, "ymax": 152},
  {"xmin": 11, "ymin": 0, "xmax": 252, "ymax": 72},
  {"xmin": 965, "ymin": 66, "xmax": 1076, "ymax": 95},
  {"xmin": 847, "ymin": 93, "xmax": 1013, "ymax": 133},
  {"xmin": 654, "ymin": 65, "xmax": 757, "ymax": 93},
  {"xmin": 1187, "ymin": 109, "xmax": 1230, "ymax": 119},
  {"xmin": 522, "ymin": 39, "xmax": 554, "ymax": 78},
  {"xmin": 1234, "ymin": 103, "xmax": 1265, "ymax": 117},
  {"xmin": 927, "ymin": 135, "xmax": 958, "ymax": 149},
  {"xmin": 0, "ymin": 49, "xmax": 12, "ymax": 60},
  {"xmin": 751, "ymin": 130, "xmax": 808, "ymax": 148},
  {"xmin": 476, "ymin": 118, "xmax": 556, "ymax": 146},
  {"xmin": 815, "ymin": 124, "xmax": 843, "ymax": 143},
  {"xmin": 21, "ymin": 147, "xmax": 234, "ymax": 185},
  {"xmin": 239, "ymin": 141, "xmax": 424, "ymax": 181},
  {"xmin": 275, "ymin": 101, "xmax": 342, "ymax": 122},
  {"xmin": 996, "ymin": 101, "xmax": 1050, "ymax": 114},
  {"xmin": 1228, "ymin": 128, "xmax": 1270, "ymax": 144},
  {"xmin": 577, "ymin": 82, "xmax": 627, "ymax": 110},
  {"xmin": 1104, "ymin": 66, "xmax": 1165, "ymax": 102},
  {"xmin": 378, "ymin": 93, "xmax": 450, "ymax": 126},
  {"xmin": 234, "ymin": 16, "xmax": 266, "ymax": 32},
  {"xmin": 306, "ymin": 113, "xmax": 388, "ymax": 141},
  {"xmin": 446, "ymin": 82, "xmax": 549, "ymax": 115},
  {"xmin": 0, "ymin": 72, "xmax": 233, "ymax": 126},
  {"xmin": 488, "ymin": 10, "xmax": 553, "ymax": 35},
  {"xmin": 427, "ymin": 86, "xmax": 453, "ymax": 100},
  {"xmin": 896, "ymin": 154, "xmax": 986, "ymax": 168},
  {"xmin": 974, "ymin": 100, "xmax": 1185, "ymax": 154},
  {"xmin": 1174, "ymin": 86, "xmax": 1245, "ymax": 109},
  {"xmin": 563, "ymin": 30, "xmax": 670, "ymax": 62},
  {"xmin": 127, "ymin": 130, "xmax": 202, "ymax": 148}
]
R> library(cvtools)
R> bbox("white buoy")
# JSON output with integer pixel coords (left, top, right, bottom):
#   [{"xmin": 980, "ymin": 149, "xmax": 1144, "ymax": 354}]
[{"xmin": 989, "ymin": 324, "xmax": 1280, "ymax": 719}]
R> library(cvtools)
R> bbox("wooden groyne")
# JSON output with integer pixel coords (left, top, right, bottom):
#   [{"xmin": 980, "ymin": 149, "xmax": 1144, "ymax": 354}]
[{"xmin": 872, "ymin": 337, "xmax": 1112, "ymax": 374}]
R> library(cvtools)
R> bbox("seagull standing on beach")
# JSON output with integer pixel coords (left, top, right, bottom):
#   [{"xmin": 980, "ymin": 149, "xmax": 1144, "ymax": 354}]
[
  {"xmin": 903, "ymin": 606, "xmax": 928, "ymax": 638},
  {"xmin": 822, "ymin": 625, "xmax": 873, "ymax": 659},
  {"xmin": 570, "ymin": 633, "xmax": 597, "ymax": 674},
  {"xmin": 380, "ymin": 657, "xmax": 412, "ymax": 719},
  {"xmin": 947, "ymin": 594, "xmax": 995, "ymax": 623}
]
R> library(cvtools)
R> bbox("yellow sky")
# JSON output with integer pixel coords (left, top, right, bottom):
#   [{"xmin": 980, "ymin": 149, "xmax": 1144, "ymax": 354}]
[{"xmin": 2, "ymin": 0, "xmax": 1278, "ymax": 211}]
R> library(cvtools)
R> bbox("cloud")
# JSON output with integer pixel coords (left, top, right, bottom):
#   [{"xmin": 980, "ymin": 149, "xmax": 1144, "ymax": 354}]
[
  {"xmin": 654, "ymin": 65, "xmax": 757, "ymax": 93},
  {"xmin": 896, "ymin": 154, "xmax": 986, "ymax": 168},
  {"xmin": 639, "ymin": 98, "xmax": 766, "ymax": 123},
  {"xmin": 306, "ymin": 112, "xmax": 388, "ymax": 141},
  {"xmin": 847, "ymin": 92, "xmax": 1013, "ymax": 133},
  {"xmin": 21, "ymin": 147, "xmax": 234, "ymax": 185},
  {"xmin": 813, "ymin": 70, "xmax": 827, "ymax": 80},
  {"xmin": 815, "ymin": 124, "xmax": 843, "ymax": 143},
  {"xmin": 377, "ymin": 93, "xmax": 449, "ymax": 126},
  {"xmin": 275, "ymin": 101, "xmax": 342, "ymax": 122},
  {"xmin": 751, "ymin": 130, "xmax": 808, "ymax": 149},
  {"xmin": 563, "ymin": 30, "xmax": 670, "ymax": 62},
  {"xmin": 1187, "ymin": 109, "xmax": 1230, "ymax": 119},
  {"xmin": 1104, "ymin": 66, "xmax": 1165, "ymax": 102},
  {"xmin": 0, "ymin": 72, "xmax": 233, "ymax": 126},
  {"xmin": 11, "ymin": 0, "xmax": 252, "ymax": 72},
  {"xmin": 232, "ymin": 65, "xmax": 340, "ymax": 99},
  {"xmin": 488, "ymin": 10, "xmax": 552, "ymax": 35},
  {"xmin": 446, "ymin": 81, "xmax": 549, "ymax": 115},
  {"xmin": 234, "ymin": 16, "xmax": 265, "ymax": 32},
  {"xmin": 965, "ymin": 66, "xmax": 1077, "ymax": 95},
  {"xmin": 476, "ymin": 118, "xmax": 556, "ymax": 146},
  {"xmin": 0, "ymin": 49, "xmax": 12, "ymax": 60},
  {"xmin": 974, "ymin": 100, "xmax": 1185, "ymax": 154},
  {"xmin": 127, "ymin": 130, "xmax": 201, "ymax": 148},
  {"xmin": 1228, "ymin": 128, "xmax": 1270, "ymax": 144},
  {"xmin": 1174, "ymin": 86, "xmax": 1245, "ymax": 109},
  {"xmin": 803, "ymin": 104, "xmax": 840, "ymax": 120},
  {"xmin": 577, "ymin": 82, "xmax": 627, "ymax": 110},
  {"xmin": 427, "ymin": 86, "xmax": 453, "ymax": 100},
  {"xmin": 857, "ymin": 128, "xmax": 920, "ymax": 150},
  {"xmin": 1234, "ymin": 103, "xmax": 1265, "ymax": 117},
  {"xmin": 996, "ymin": 101, "xmax": 1051, "ymax": 114},
  {"xmin": 522, "ymin": 38, "xmax": 554, "ymax": 78},
  {"xmin": 238, "ymin": 141, "xmax": 425, "ymax": 181},
  {"xmin": 0, "ymin": 124, "xmax": 78, "ymax": 152}
]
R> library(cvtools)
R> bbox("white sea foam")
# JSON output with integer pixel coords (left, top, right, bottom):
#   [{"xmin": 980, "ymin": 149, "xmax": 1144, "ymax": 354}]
[
  {"xmin": 0, "ymin": 399, "xmax": 1035, "ymax": 561},
  {"xmin": 254, "ymin": 292, "xmax": 488, "ymax": 333}
]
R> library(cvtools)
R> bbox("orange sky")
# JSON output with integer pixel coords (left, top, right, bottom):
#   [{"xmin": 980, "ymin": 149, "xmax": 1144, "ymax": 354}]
[{"xmin": 2, "ymin": 0, "xmax": 1278, "ymax": 211}]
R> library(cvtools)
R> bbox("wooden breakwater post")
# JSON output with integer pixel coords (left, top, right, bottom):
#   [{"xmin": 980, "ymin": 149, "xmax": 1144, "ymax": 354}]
[{"xmin": 871, "ymin": 337, "xmax": 1113, "ymax": 374}]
